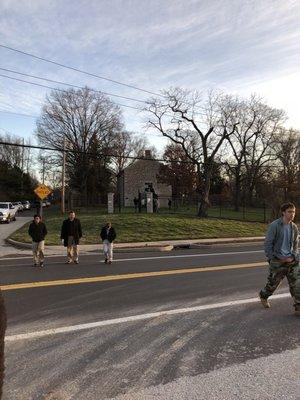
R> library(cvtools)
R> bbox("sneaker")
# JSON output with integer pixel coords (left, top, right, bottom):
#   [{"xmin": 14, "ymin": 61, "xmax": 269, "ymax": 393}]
[
  {"xmin": 295, "ymin": 306, "xmax": 300, "ymax": 316},
  {"xmin": 104, "ymin": 258, "xmax": 108, "ymax": 264},
  {"xmin": 33, "ymin": 263, "xmax": 38, "ymax": 267},
  {"xmin": 259, "ymin": 294, "xmax": 270, "ymax": 309},
  {"xmin": 74, "ymin": 260, "xmax": 79, "ymax": 264},
  {"xmin": 65, "ymin": 260, "xmax": 72, "ymax": 264},
  {"xmin": 108, "ymin": 260, "xmax": 112, "ymax": 265},
  {"xmin": 39, "ymin": 262, "xmax": 44, "ymax": 268}
]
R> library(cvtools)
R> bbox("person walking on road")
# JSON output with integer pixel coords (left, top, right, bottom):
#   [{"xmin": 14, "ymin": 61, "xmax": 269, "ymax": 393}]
[
  {"xmin": 28, "ymin": 214, "xmax": 47, "ymax": 268},
  {"xmin": 100, "ymin": 222, "xmax": 116, "ymax": 264},
  {"xmin": 61, "ymin": 211, "xmax": 82, "ymax": 264},
  {"xmin": 259, "ymin": 202, "xmax": 300, "ymax": 315}
]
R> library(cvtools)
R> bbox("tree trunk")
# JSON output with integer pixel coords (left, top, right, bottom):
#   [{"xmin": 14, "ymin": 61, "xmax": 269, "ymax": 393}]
[
  {"xmin": 234, "ymin": 172, "xmax": 241, "ymax": 211},
  {"xmin": 197, "ymin": 166, "xmax": 211, "ymax": 217}
]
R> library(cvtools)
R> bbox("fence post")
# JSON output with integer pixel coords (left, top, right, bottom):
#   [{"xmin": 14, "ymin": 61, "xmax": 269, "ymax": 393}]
[
  {"xmin": 118, "ymin": 192, "xmax": 121, "ymax": 213},
  {"xmin": 107, "ymin": 193, "xmax": 114, "ymax": 214},
  {"xmin": 146, "ymin": 192, "xmax": 153, "ymax": 213}
]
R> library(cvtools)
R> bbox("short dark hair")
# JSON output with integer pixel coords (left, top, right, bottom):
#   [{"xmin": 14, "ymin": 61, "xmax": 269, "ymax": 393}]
[
  {"xmin": 33, "ymin": 214, "xmax": 41, "ymax": 219},
  {"xmin": 69, "ymin": 210, "xmax": 75, "ymax": 214},
  {"xmin": 280, "ymin": 202, "xmax": 296, "ymax": 213}
]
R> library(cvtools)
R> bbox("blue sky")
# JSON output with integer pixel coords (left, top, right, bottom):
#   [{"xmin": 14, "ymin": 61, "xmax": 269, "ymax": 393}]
[{"xmin": 0, "ymin": 0, "xmax": 299, "ymax": 152}]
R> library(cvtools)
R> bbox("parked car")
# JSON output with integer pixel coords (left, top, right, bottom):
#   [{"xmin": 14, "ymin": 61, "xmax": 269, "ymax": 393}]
[
  {"xmin": 22, "ymin": 201, "xmax": 31, "ymax": 210},
  {"xmin": 0, "ymin": 202, "xmax": 17, "ymax": 223},
  {"xmin": 12, "ymin": 202, "xmax": 23, "ymax": 213}
]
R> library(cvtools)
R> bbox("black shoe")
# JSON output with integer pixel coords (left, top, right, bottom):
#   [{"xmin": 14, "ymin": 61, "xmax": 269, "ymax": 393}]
[
  {"xmin": 108, "ymin": 260, "xmax": 112, "ymax": 265},
  {"xmin": 74, "ymin": 260, "xmax": 79, "ymax": 264},
  {"xmin": 33, "ymin": 263, "xmax": 38, "ymax": 267},
  {"xmin": 104, "ymin": 258, "xmax": 108, "ymax": 264},
  {"xmin": 40, "ymin": 262, "xmax": 44, "ymax": 268}
]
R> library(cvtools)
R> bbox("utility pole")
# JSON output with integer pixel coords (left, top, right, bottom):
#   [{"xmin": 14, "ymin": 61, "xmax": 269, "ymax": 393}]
[
  {"xmin": 42, "ymin": 158, "xmax": 46, "ymax": 184},
  {"xmin": 61, "ymin": 137, "xmax": 66, "ymax": 214},
  {"xmin": 21, "ymin": 137, "xmax": 25, "ymax": 195}
]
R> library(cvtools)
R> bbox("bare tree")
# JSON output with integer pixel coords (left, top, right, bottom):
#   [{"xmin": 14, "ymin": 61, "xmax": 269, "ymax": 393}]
[
  {"xmin": 158, "ymin": 142, "xmax": 197, "ymax": 198},
  {"xmin": 38, "ymin": 153, "xmax": 61, "ymax": 188},
  {"xmin": 36, "ymin": 87, "xmax": 122, "ymax": 204},
  {"xmin": 272, "ymin": 128, "xmax": 300, "ymax": 200},
  {"xmin": 0, "ymin": 132, "xmax": 33, "ymax": 172},
  {"xmin": 226, "ymin": 95, "xmax": 286, "ymax": 209},
  {"xmin": 146, "ymin": 88, "xmax": 238, "ymax": 217},
  {"xmin": 110, "ymin": 131, "xmax": 149, "ymax": 176}
]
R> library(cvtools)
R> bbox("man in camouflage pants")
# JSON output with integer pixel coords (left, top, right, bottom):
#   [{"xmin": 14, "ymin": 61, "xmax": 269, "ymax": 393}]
[{"xmin": 259, "ymin": 202, "xmax": 300, "ymax": 315}]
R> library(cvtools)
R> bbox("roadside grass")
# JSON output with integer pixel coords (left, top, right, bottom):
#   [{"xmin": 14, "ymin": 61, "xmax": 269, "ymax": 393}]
[{"xmin": 11, "ymin": 209, "xmax": 267, "ymax": 245}]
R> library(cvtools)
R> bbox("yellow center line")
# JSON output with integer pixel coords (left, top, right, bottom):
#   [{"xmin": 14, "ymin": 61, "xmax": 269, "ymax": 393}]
[{"xmin": 0, "ymin": 262, "xmax": 266, "ymax": 291}]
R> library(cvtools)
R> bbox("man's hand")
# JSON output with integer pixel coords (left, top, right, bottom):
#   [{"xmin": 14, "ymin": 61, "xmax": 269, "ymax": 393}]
[
  {"xmin": 285, "ymin": 256, "xmax": 294, "ymax": 263},
  {"xmin": 279, "ymin": 256, "xmax": 294, "ymax": 263}
]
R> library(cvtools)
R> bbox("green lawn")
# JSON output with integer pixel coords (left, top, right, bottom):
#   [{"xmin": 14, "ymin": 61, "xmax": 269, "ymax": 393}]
[{"xmin": 11, "ymin": 209, "xmax": 267, "ymax": 245}]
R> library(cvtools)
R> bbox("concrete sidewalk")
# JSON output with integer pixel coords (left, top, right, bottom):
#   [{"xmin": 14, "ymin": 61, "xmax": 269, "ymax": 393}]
[{"xmin": 4, "ymin": 236, "xmax": 265, "ymax": 257}]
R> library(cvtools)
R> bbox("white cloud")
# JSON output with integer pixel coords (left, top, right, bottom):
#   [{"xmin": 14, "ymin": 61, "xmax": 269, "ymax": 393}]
[{"xmin": 0, "ymin": 0, "xmax": 299, "ymax": 146}]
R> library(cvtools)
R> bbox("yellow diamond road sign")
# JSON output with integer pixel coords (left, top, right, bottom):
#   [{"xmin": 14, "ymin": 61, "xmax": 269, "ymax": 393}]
[{"xmin": 34, "ymin": 184, "xmax": 52, "ymax": 200}]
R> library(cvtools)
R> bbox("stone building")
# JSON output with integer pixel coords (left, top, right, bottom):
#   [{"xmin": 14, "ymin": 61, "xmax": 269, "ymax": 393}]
[{"xmin": 117, "ymin": 151, "xmax": 172, "ymax": 208}]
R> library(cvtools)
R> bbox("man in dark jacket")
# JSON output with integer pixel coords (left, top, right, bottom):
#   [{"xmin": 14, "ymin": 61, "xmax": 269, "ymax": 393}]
[
  {"xmin": 28, "ymin": 214, "xmax": 47, "ymax": 267},
  {"xmin": 61, "ymin": 211, "xmax": 82, "ymax": 264},
  {"xmin": 100, "ymin": 222, "xmax": 116, "ymax": 264}
]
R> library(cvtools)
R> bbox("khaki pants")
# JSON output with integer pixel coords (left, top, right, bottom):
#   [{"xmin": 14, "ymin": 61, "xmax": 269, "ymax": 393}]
[
  {"xmin": 32, "ymin": 241, "xmax": 44, "ymax": 265},
  {"xmin": 67, "ymin": 236, "xmax": 78, "ymax": 262},
  {"xmin": 103, "ymin": 239, "xmax": 113, "ymax": 261}
]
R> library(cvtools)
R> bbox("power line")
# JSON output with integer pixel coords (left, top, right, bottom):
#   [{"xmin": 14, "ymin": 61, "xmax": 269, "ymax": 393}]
[
  {"xmin": 0, "ymin": 140, "xmax": 288, "ymax": 169},
  {"xmin": 0, "ymin": 109, "xmax": 38, "ymax": 118},
  {"xmin": 0, "ymin": 67, "xmax": 147, "ymax": 104},
  {"xmin": 0, "ymin": 140, "xmax": 195, "ymax": 164},
  {"xmin": 0, "ymin": 44, "xmax": 245, "ymax": 121},
  {"xmin": 0, "ymin": 66, "xmax": 209, "ymax": 117},
  {"xmin": 0, "ymin": 73, "xmax": 142, "ymax": 112},
  {"xmin": 0, "ymin": 44, "xmax": 163, "ymax": 98},
  {"xmin": 0, "ymin": 73, "xmax": 209, "ymax": 123}
]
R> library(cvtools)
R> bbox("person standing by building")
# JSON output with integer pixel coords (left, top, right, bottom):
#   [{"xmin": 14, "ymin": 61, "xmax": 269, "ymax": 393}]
[
  {"xmin": 28, "ymin": 214, "xmax": 47, "ymax": 267},
  {"xmin": 259, "ymin": 202, "xmax": 300, "ymax": 315},
  {"xmin": 100, "ymin": 222, "xmax": 116, "ymax": 264},
  {"xmin": 61, "ymin": 211, "xmax": 82, "ymax": 264},
  {"xmin": 133, "ymin": 197, "xmax": 138, "ymax": 212}
]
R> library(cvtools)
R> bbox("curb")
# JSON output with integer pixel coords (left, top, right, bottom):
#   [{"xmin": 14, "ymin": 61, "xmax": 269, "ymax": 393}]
[
  {"xmin": 5, "ymin": 238, "xmax": 174, "ymax": 253},
  {"xmin": 5, "ymin": 237, "xmax": 264, "ymax": 253},
  {"xmin": 5, "ymin": 238, "xmax": 32, "ymax": 249}
]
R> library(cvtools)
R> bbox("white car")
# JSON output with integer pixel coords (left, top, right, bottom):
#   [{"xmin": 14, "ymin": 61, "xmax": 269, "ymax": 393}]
[
  {"xmin": 0, "ymin": 202, "xmax": 17, "ymax": 223},
  {"xmin": 12, "ymin": 202, "xmax": 23, "ymax": 212},
  {"xmin": 22, "ymin": 200, "xmax": 31, "ymax": 210}
]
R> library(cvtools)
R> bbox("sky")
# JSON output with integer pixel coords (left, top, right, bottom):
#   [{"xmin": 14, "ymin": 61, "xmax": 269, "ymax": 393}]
[{"xmin": 0, "ymin": 0, "xmax": 299, "ymax": 153}]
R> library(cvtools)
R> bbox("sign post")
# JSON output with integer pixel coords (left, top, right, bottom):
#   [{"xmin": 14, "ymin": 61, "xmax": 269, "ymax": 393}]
[{"xmin": 34, "ymin": 184, "xmax": 52, "ymax": 218}]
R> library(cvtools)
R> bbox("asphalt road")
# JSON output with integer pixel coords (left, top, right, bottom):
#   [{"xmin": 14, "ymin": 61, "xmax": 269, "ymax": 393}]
[
  {"xmin": 1, "ymin": 244, "xmax": 299, "ymax": 399},
  {"xmin": 0, "ymin": 213, "xmax": 32, "ymax": 257}
]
